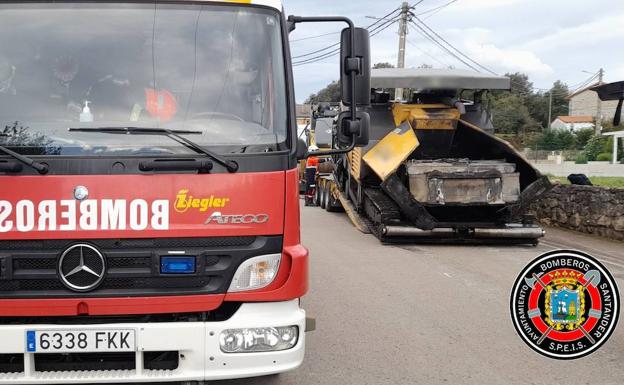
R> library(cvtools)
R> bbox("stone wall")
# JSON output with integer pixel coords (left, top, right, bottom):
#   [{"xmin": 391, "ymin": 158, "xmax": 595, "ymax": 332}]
[{"xmin": 530, "ymin": 184, "xmax": 624, "ymax": 241}]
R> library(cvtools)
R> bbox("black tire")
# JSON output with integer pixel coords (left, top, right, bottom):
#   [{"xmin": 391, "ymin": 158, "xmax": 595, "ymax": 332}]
[
  {"xmin": 319, "ymin": 181, "xmax": 327, "ymax": 209},
  {"xmin": 325, "ymin": 185, "xmax": 342, "ymax": 212},
  {"xmin": 314, "ymin": 184, "xmax": 321, "ymax": 206}
]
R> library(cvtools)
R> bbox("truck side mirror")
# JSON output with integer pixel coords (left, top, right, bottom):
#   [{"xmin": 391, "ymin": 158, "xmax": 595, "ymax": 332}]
[
  {"xmin": 336, "ymin": 111, "xmax": 369, "ymax": 147},
  {"xmin": 287, "ymin": 16, "xmax": 369, "ymax": 156},
  {"xmin": 340, "ymin": 27, "xmax": 371, "ymax": 107},
  {"xmin": 296, "ymin": 138, "xmax": 308, "ymax": 160}
]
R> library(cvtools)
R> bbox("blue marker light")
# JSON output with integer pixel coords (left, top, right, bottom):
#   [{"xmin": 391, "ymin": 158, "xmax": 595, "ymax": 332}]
[{"xmin": 160, "ymin": 256, "xmax": 196, "ymax": 274}]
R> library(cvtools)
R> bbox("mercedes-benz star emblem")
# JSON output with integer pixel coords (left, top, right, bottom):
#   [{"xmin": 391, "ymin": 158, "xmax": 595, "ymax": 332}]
[
  {"xmin": 58, "ymin": 244, "xmax": 106, "ymax": 292},
  {"xmin": 73, "ymin": 185, "xmax": 89, "ymax": 201}
]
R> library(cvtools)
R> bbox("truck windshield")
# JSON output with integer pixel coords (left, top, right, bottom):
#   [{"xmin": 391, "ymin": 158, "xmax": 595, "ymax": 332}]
[{"xmin": 0, "ymin": 2, "xmax": 287, "ymax": 156}]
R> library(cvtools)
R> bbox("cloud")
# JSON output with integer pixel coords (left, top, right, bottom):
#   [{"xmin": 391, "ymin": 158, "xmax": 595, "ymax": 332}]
[
  {"xmin": 285, "ymin": 0, "xmax": 624, "ymax": 101},
  {"xmin": 440, "ymin": 28, "xmax": 553, "ymax": 77},
  {"xmin": 465, "ymin": 41, "xmax": 553, "ymax": 76},
  {"xmin": 521, "ymin": 13, "xmax": 624, "ymax": 51},
  {"xmin": 448, "ymin": 0, "xmax": 525, "ymax": 11}
]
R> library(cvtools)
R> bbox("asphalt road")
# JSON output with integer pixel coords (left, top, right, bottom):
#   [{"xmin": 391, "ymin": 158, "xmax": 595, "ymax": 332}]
[{"xmin": 218, "ymin": 203, "xmax": 624, "ymax": 385}]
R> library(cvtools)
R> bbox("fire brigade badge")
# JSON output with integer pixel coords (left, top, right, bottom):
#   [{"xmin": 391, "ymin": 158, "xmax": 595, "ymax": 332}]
[{"xmin": 510, "ymin": 250, "xmax": 619, "ymax": 359}]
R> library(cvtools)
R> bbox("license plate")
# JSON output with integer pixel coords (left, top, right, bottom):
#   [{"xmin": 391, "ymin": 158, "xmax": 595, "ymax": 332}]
[{"xmin": 26, "ymin": 329, "xmax": 136, "ymax": 353}]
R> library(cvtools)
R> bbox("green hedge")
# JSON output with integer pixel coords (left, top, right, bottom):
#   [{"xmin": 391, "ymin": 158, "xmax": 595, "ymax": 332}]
[
  {"xmin": 575, "ymin": 154, "xmax": 588, "ymax": 164},
  {"xmin": 596, "ymin": 153, "xmax": 613, "ymax": 162}
]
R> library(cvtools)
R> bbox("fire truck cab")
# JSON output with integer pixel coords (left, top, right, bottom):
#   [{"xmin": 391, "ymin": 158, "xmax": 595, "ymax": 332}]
[{"xmin": 0, "ymin": 0, "xmax": 370, "ymax": 382}]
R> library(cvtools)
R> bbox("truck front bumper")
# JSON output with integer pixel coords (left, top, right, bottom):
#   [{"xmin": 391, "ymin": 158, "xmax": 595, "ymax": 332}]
[{"xmin": 0, "ymin": 300, "xmax": 306, "ymax": 383}]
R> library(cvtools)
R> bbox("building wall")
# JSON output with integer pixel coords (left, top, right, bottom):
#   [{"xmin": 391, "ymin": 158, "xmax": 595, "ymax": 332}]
[
  {"xmin": 550, "ymin": 120, "xmax": 568, "ymax": 130},
  {"xmin": 569, "ymin": 90, "xmax": 624, "ymax": 122},
  {"xmin": 550, "ymin": 120, "xmax": 593, "ymax": 131}
]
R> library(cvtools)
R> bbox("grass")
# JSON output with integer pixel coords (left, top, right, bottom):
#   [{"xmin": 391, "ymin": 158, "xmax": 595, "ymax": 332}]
[{"xmin": 547, "ymin": 175, "xmax": 624, "ymax": 189}]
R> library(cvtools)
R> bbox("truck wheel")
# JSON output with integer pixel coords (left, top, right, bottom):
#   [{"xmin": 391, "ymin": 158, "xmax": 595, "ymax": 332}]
[
  {"xmin": 325, "ymin": 187, "xmax": 342, "ymax": 212},
  {"xmin": 314, "ymin": 185, "xmax": 321, "ymax": 206},
  {"xmin": 319, "ymin": 182, "xmax": 327, "ymax": 209}
]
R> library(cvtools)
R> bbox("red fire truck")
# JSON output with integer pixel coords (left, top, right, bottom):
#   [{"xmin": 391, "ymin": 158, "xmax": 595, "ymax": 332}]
[{"xmin": 0, "ymin": 0, "xmax": 370, "ymax": 382}]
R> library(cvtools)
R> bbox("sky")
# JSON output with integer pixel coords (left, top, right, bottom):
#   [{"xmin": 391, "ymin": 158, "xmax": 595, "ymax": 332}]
[{"xmin": 284, "ymin": 0, "xmax": 624, "ymax": 103}]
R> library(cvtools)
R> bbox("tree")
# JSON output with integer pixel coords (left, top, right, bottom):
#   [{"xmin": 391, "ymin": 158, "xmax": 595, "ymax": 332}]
[
  {"xmin": 373, "ymin": 62, "xmax": 394, "ymax": 69},
  {"xmin": 583, "ymin": 135, "xmax": 607, "ymax": 161},
  {"xmin": 507, "ymin": 72, "xmax": 533, "ymax": 98},
  {"xmin": 306, "ymin": 62, "xmax": 397, "ymax": 104},
  {"xmin": 491, "ymin": 94, "xmax": 540, "ymax": 135},
  {"xmin": 574, "ymin": 128, "xmax": 594, "ymax": 150},
  {"xmin": 1, "ymin": 121, "xmax": 59, "ymax": 155},
  {"xmin": 305, "ymin": 81, "xmax": 341, "ymax": 104},
  {"xmin": 549, "ymin": 80, "xmax": 569, "ymax": 119}
]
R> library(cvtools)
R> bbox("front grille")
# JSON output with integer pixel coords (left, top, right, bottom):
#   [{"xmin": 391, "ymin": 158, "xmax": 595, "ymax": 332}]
[
  {"xmin": 108, "ymin": 256, "xmax": 151, "ymax": 269},
  {"xmin": 0, "ymin": 354, "xmax": 23, "ymax": 374},
  {"xmin": 0, "ymin": 236, "xmax": 256, "ymax": 251},
  {"xmin": 0, "ymin": 236, "xmax": 281, "ymax": 299},
  {"xmin": 0, "ymin": 351, "xmax": 179, "ymax": 374}
]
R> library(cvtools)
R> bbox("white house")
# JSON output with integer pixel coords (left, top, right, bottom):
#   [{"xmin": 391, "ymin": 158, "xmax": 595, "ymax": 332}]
[{"xmin": 550, "ymin": 115, "xmax": 594, "ymax": 131}]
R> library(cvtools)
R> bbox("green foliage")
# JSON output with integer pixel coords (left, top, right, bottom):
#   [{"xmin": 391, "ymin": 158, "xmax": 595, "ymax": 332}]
[
  {"xmin": 575, "ymin": 154, "xmax": 588, "ymax": 164},
  {"xmin": 307, "ymin": 62, "xmax": 397, "ymax": 104},
  {"xmin": 373, "ymin": 62, "xmax": 394, "ymax": 69},
  {"xmin": 548, "ymin": 175, "xmax": 624, "ymax": 188},
  {"xmin": 574, "ymin": 128, "xmax": 594, "ymax": 149},
  {"xmin": 596, "ymin": 153, "xmax": 612, "ymax": 162},
  {"xmin": 589, "ymin": 177, "xmax": 624, "ymax": 188},
  {"xmin": 491, "ymin": 94, "xmax": 540, "ymax": 135},
  {"xmin": 535, "ymin": 129, "xmax": 576, "ymax": 151},
  {"xmin": 583, "ymin": 135, "xmax": 608, "ymax": 161},
  {"xmin": 305, "ymin": 81, "xmax": 340, "ymax": 104},
  {"xmin": 489, "ymin": 73, "xmax": 570, "ymax": 133},
  {"xmin": 601, "ymin": 120, "xmax": 620, "ymax": 133}
]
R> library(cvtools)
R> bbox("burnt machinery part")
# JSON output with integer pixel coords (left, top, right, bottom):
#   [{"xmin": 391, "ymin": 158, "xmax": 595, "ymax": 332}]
[
  {"xmin": 382, "ymin": 226, "xmax": 544, "ymax": 239},
  {"xmin": 380, "ymin": 174, "xmax": 436, "ymax": 230},
  {"xmin": 473, "ymin": 227, "xmax": 544, "ymax": 239},
  {"xmin": 505, "ymin": 175, "xmax": 552, "ymax": 220},
  {"xmin": 363, "ymin": 188, "xmax": 402, "ymax": 225},
  {"xmin": 382, "ymin": 226, "xmax": 455, "ymax": 237},
  {"xmin": 380, "ymin": 224, "xmax": 543, "ymax": 245}
]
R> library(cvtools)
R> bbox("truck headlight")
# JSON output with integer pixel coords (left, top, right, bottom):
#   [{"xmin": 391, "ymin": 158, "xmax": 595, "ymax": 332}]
[
  {"xmin": 219, "ymin": 326, "xmax": 299, "ymax": 353},
  {"xmin": 228, "ymin": 253, "xmax": 281, "ymax": 292}
]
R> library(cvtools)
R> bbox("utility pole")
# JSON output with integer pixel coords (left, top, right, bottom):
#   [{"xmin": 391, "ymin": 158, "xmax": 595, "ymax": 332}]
[
  {"xmin": 547, "ymin": 91, "xmax": 553, "ymax": 129},
  {"xmin": 595, "ymin": 68, "xmax": 604, "ymax": 134},
  {"xmin": 395, "ymin": 2, "xmax": 410, "ymax": 101}
]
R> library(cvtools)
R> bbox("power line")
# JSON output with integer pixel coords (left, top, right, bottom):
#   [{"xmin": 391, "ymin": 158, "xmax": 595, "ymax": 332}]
[
  {"xmin": 408, "ymin": 19, "xmax": 482, "ymax": 72},
  {"xmin": 405, "ymin": 38, "xmax": 451, "ymax": 67},
  {"xmin": 418, "ymin": 0, "xmax": 460, "ymax": 19},
  {"xmin": 412, "ymin": 16, "xmax": 496, "ymax": 74},
  {"xmin": 293, "ymin": 17, "xmax": 400, "ymax": 66},
  {"xmin": 290, "ymin": 31, "xmax": 340, "ymax": 43},
  {"xmin": 407, "ymin": 16, "xmax": 573, "ymax": 95},
  {"xmin": 291, "ymin": 7, "xmax": 401, "ymax": 60},
  {"xmin": 414, "ymin": 0, "xmax": 459, "ymax": 17},
  {"xmin": 409, "ymin": 0, "xmax": 427, "ymax": 10}
]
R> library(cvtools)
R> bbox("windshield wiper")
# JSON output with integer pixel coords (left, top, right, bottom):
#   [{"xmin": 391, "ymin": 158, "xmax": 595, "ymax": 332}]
[
  {"xmin": 68, "ymin": 127, "xmax": 239, "ymax": 172},
  {"xmin": 0, "ymin": 145, "xmax": 49, "ymax": 174}
]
